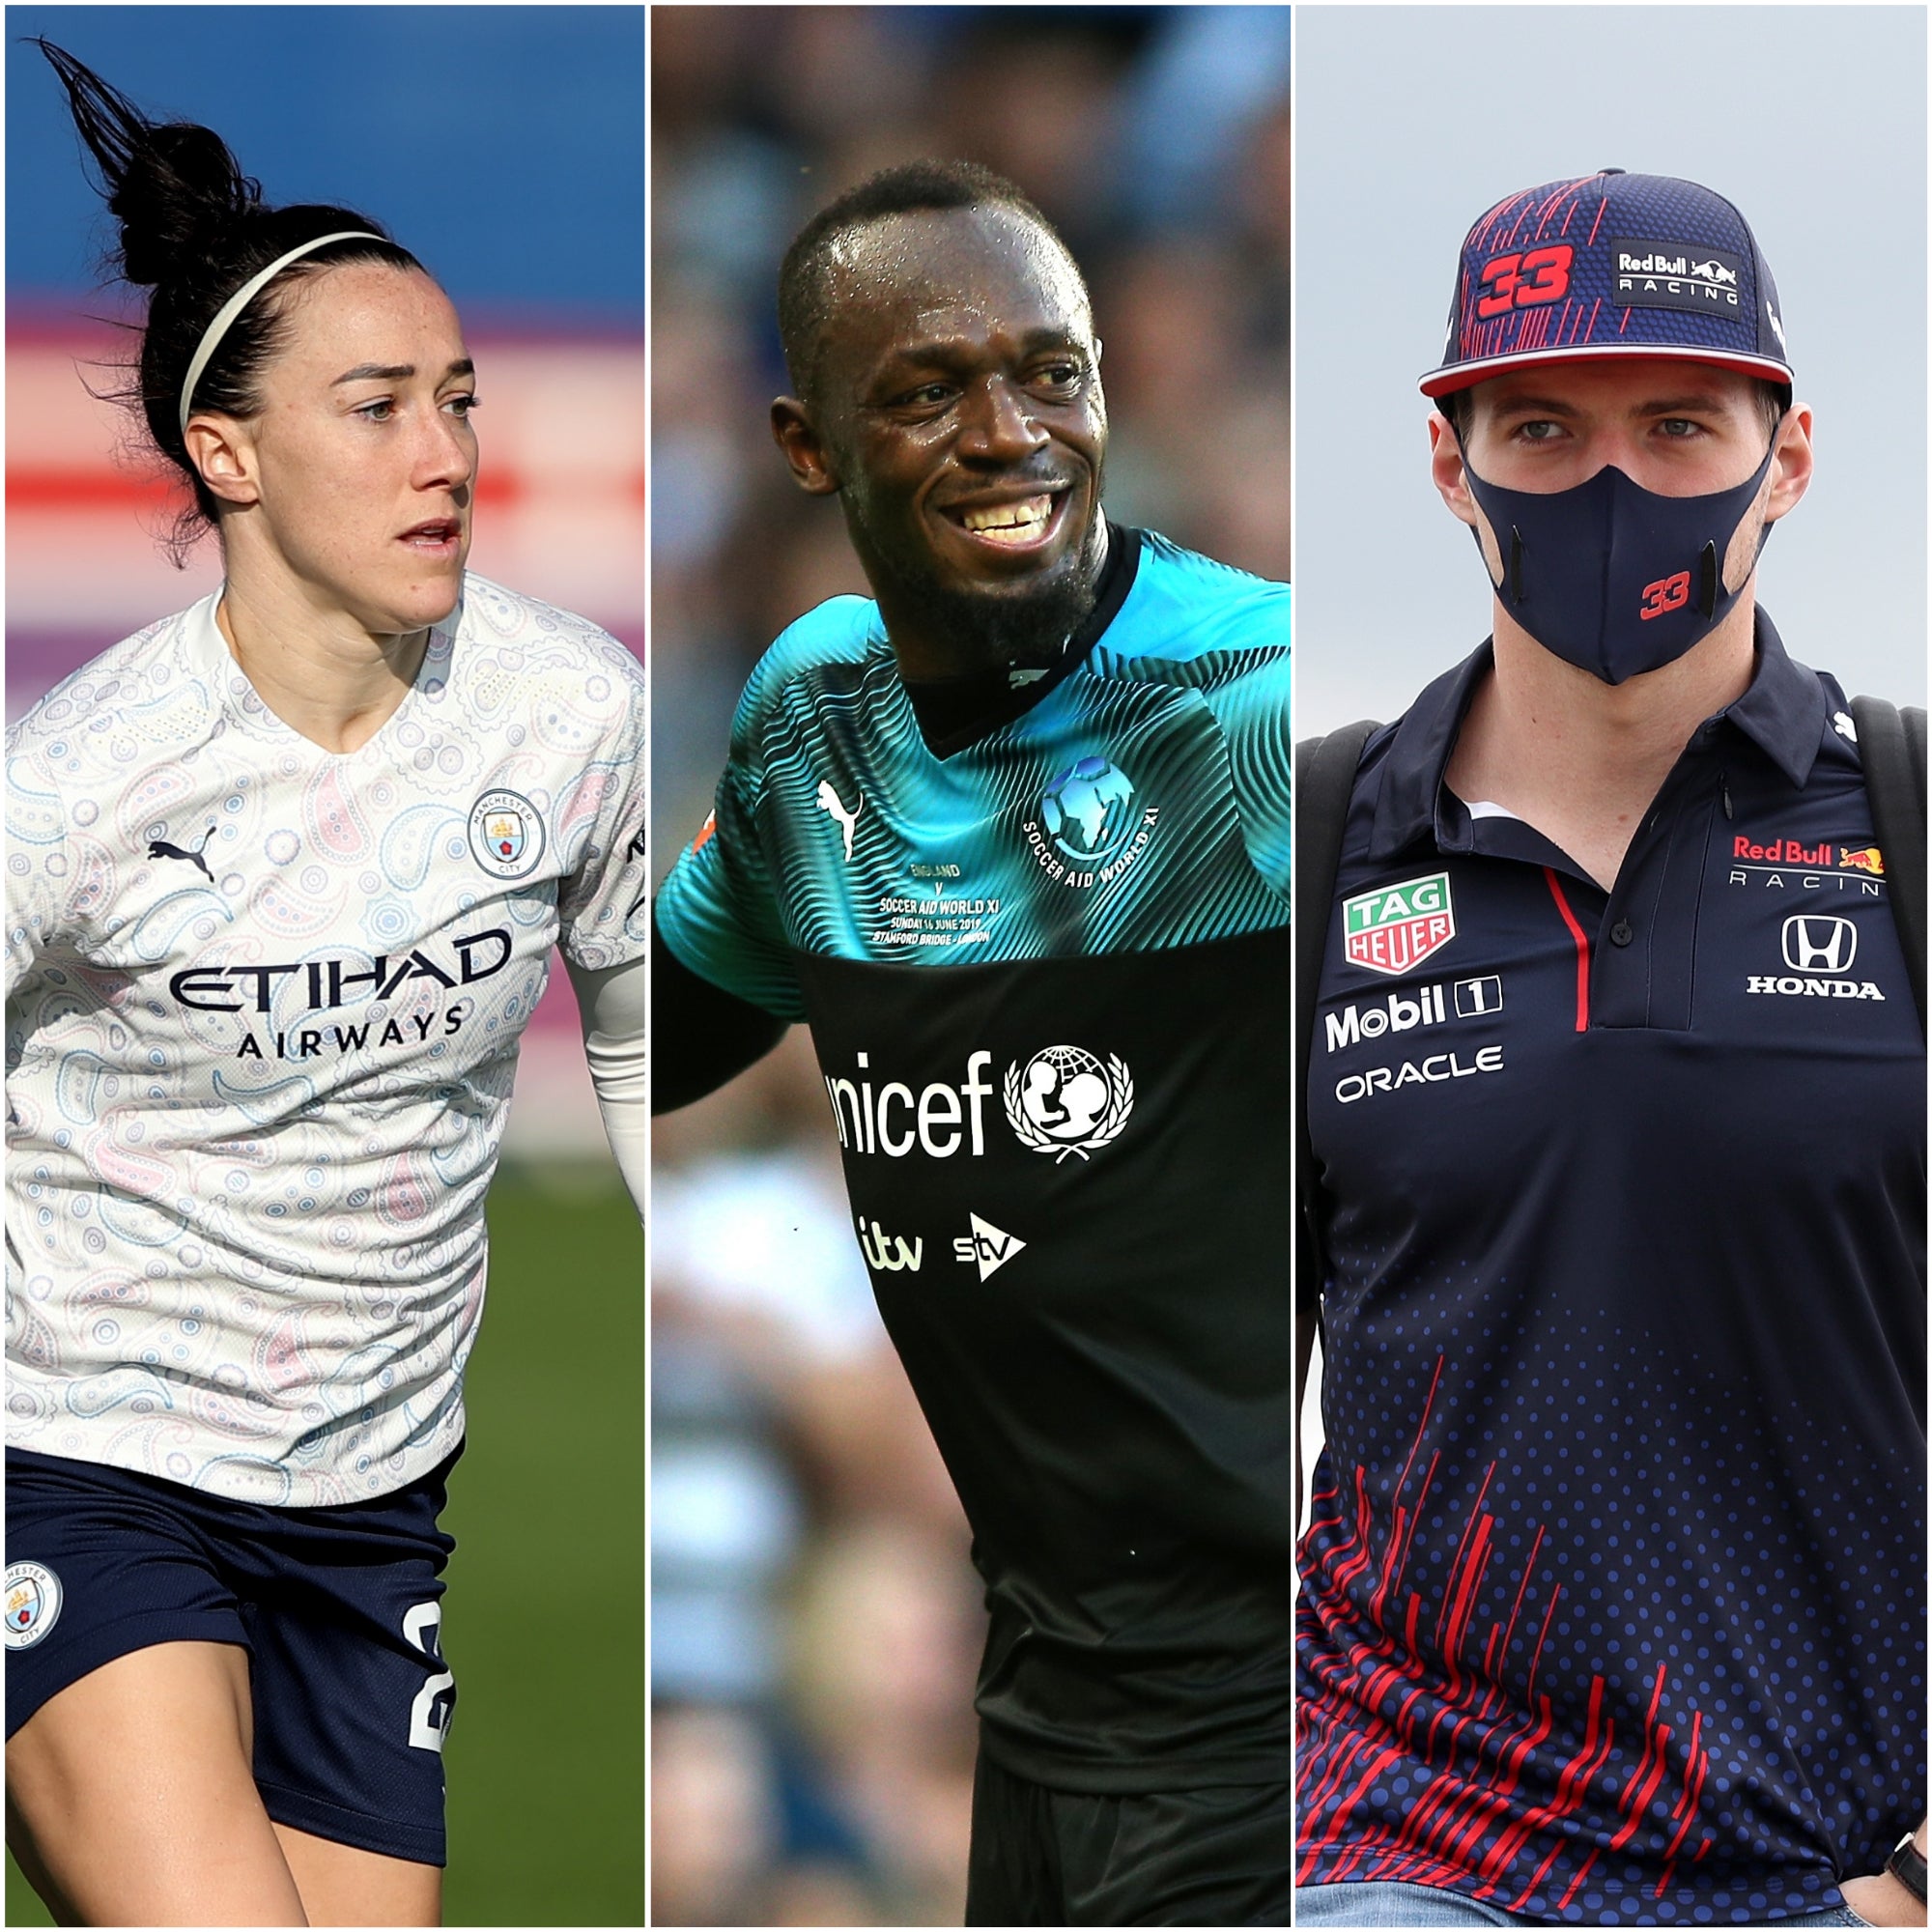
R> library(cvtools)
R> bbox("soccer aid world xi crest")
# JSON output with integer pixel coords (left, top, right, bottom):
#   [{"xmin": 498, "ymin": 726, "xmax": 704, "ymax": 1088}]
[{"xmin": 1342, "ymin": 872, "xmax": 1456, "ymax": 977}]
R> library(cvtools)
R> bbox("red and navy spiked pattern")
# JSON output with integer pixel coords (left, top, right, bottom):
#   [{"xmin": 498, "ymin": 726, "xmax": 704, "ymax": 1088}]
[
  {"xmin": 1420, "ymin": 170, "xmax": 1794, "ymax": 398},
  {"xmin": 1297, "ymin": 1355, "xmax": 1733, "ymax": 1917}
]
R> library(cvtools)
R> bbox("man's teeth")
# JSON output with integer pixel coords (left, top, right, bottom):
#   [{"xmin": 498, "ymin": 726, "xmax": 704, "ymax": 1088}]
[{"xmin": 961, "ymin": 495, "xmax": 1052, "ymax": 542}]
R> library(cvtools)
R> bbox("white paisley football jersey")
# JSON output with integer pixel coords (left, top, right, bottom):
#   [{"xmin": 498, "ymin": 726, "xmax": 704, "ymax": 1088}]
[{"xmin": 5, "ymin": 575, "xmax": 647, "ymax": 1504}]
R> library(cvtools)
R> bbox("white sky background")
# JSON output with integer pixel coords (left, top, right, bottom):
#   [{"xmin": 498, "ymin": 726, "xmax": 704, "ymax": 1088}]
[{"xmin": 1293, "ymin": 5, "xmax": 1928, "ymax": 735}]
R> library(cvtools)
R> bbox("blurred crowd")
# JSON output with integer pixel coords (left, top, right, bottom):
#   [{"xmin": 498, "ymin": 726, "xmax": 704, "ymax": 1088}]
[{"xmin": 649, "ymin": 9, "xmax": 1290, "ymax": 1921}]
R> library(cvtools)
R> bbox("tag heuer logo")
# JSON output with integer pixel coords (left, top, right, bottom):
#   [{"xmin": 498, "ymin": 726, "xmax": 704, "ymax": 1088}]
[{"xmin": 1343, "ymin": 872, "xmax": 1456, "ymax": 977}]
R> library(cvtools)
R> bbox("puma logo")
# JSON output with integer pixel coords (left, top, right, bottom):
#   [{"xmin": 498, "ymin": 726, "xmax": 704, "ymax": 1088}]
[
  {"xmin": 815, "ymin": 781, "xmax": 863, "ymax": 862},
  {"xmin": 148, "ymin": 824, "xmax": 216, "ymax": 883}
]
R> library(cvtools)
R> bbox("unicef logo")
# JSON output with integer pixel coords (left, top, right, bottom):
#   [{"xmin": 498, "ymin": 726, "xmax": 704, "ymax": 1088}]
[
  {"xmin": 5, "ymin": 1562, "xmax": 62, "ymax": 1650},
  {"xmin": 1041, "ymin": 756, "xmax": 1138, "ymax": 864},
  {"xmin": 1004, "ymin": 1044, "xmax": 1135, "ymax": 1162}
]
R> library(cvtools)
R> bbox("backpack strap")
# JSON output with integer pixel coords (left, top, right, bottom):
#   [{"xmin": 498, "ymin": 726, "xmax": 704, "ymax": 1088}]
[
  {"xmin": 1293, "ymin": 721, "xmax": 1380, "ymax": 1459},
  {"xmin": 1850, "ymin": 695, "xmax": 1927, "ymax": 1034}
]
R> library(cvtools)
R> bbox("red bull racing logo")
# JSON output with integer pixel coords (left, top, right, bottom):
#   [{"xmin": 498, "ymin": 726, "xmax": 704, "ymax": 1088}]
[
  {"xmin": 1734, "ymin": 836, "xmax": 1834, "ymax": 867},
  {"xmin": 1728, "ymin": 833, "xmax": 1888, "ymax": 897},
  {"xmin": 1732, "ymin": 837, "xmax": 1887, "ymax": 875}
]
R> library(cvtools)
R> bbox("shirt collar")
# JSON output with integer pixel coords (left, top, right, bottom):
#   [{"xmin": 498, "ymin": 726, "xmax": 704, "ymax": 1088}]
[
  {"xmin": 1369, "ymin": 609, "xmax": 1830, "ymax": 862},
  {"xmin": 1719, "ymin": 610, "xmax": 1829, "ymax": 789}
]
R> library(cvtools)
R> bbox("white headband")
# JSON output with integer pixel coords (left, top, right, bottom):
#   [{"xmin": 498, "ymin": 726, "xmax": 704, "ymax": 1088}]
[{"xmin": 177, "ymin": 231, "xmax": 385, "ymax": 438}]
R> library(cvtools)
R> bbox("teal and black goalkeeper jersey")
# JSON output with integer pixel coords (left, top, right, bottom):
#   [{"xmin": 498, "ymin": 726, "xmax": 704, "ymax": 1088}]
[{"xmin": 657, "ymin": 528, "xmax": 1293, "ymax": 1790}]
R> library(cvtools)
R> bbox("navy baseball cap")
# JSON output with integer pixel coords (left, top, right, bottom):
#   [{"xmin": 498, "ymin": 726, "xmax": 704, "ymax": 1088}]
[{"xmin": 1421, "ymin": 169, "xmax": 1794, "ymax": 400}]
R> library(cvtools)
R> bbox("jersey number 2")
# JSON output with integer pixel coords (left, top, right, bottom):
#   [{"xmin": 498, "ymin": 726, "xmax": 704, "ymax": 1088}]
[{"xmin": 404, "ymin": 1601, "xmax": 456, "ymax": 1752}]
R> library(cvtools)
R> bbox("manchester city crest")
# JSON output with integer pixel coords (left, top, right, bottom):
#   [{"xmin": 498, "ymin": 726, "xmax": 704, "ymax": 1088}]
[
  {"xmin": 5, "ymin": 1561, "xmax": 62, "ymax": 1650},
  {"xmin": 468, "ymin": 788, "xmax": 547, "ymax": 882}
]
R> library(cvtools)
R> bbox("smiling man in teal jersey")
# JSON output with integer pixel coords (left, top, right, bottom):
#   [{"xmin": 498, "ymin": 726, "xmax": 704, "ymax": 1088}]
[{"xmin": 654, "ymin": 160, "xmax": 1292, "ymax": 1926}]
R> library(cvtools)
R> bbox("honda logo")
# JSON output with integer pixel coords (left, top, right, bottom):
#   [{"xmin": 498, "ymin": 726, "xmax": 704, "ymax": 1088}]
[{"xmin": 1781, "ymin": 914, "xmax": 1858, "ymax": 975}]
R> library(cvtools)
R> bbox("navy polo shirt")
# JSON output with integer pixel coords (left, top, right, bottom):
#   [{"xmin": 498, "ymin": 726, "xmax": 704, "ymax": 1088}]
[{"xmin": 1296, "ymin": 616, "xmax": 1925, "ymax": 1924}]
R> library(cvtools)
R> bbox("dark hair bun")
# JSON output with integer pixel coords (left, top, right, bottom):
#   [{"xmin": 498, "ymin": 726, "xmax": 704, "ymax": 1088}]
[
  {"xmin": 112, "ymin": 124, "xmax": 261, "ymax": 288},
  {"xmin": 36, "ymin": 37, "xmax": 261, "ymax": 289}
]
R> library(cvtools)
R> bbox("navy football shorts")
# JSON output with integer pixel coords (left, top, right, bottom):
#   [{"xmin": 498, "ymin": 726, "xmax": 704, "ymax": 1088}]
[{"xmin": 5, "ymin": 1445, "xmax": 459, "ymax": 1866}]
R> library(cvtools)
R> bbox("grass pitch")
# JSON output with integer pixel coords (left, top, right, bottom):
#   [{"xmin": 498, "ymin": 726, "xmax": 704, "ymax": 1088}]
[{"xmin": 6, "ymin": 1166, "xmax": 644, "ymax": 1928}]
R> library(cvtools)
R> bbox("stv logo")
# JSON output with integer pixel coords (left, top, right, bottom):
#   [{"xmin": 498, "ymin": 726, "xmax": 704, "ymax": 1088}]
[{"xmin": 954, "ymin": 1212, "xmax": 1026, "ymax": 1282}]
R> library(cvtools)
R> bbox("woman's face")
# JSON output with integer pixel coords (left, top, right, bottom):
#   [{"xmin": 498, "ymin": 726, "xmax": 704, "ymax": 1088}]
[{"xmin": 216, "ymin": 261, "xmax": 477, "ymax": 636}]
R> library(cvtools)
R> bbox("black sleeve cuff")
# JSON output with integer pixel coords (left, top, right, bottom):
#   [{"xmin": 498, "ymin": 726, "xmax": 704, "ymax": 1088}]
[{"xmin": 650, "ymin": 905, "xmax": 791, "ymax": 1114}]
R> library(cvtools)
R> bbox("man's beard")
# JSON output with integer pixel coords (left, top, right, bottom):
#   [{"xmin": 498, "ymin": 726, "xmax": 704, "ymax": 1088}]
[{"xmin": 860, "ymin": 506, "xmax": 1108, "ymax": 675}]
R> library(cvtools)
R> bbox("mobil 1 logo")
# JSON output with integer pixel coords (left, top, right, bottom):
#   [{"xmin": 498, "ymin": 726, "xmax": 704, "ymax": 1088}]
[{"xmin": 1324, "ymin": 975, "xmax": 1503, "ymax": 1052}]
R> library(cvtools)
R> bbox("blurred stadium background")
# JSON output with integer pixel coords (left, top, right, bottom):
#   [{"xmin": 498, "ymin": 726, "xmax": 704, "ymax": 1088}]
[
  {"xmin": 6, "ymin": 8, "xmax": 643, "ymax": 1924},
  {"xmin": 649, "ymin": 8, "xmax": 1289, "ymax": 1922}
]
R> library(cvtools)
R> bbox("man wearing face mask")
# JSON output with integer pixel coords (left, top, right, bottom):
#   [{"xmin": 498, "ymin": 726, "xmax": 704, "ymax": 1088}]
[{"xmin": 1294, "ymin": 171, "xmax": 1926, "ymax": 1928}]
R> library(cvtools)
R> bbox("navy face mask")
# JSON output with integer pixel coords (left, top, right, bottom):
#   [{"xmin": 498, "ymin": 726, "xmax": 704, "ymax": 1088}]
[{"xmin": 1461, "ymin": 440, "xmax": 1777, "ymax": 685}]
